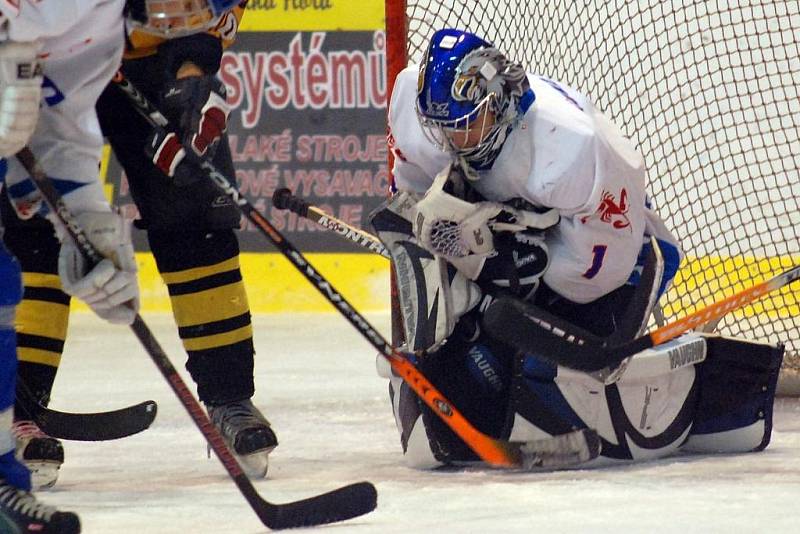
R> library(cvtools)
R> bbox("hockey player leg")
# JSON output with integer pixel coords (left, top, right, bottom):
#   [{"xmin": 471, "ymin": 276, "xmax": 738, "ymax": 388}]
[
  {"xmin": 508, "ymin": 336, "xmax": 704, "ymax": 465},
  {"xmin": 148, "ymin": 228, "xmax": 276, "ymax": 478},
  {"xmin": 99, "ymin": 82, "xmax": 278, "ymax": 478},
  {"xmin": 509, "ymin": 332, "xmax": 780, "ymax": 464},
  {"xmin": 0, "ymin": 239, "xmax": 79, "ymax": 533},
  {"xmin": 385, "ymin": 331, "xmax": 513, "ymax": 469},
  {"xmin": 0, "ymin": 208, "xmax": 66, "ymax": 491},
  {"xmin": 373, "ymin": 192, "xmax": 513, "ymax": 467},
  {"xmin": 682, "ymin": 336, "xmax": 783, "ymax": 454}
]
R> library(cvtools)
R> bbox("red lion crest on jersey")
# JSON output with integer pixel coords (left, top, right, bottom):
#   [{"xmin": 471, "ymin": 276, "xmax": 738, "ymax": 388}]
[{"xmin": 581, "ymin": 188, "xmax": 631, "ymax": 230}]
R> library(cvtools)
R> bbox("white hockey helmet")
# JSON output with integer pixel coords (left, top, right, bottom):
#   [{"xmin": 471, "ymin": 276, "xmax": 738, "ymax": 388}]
[{"xmin": 125, "ymin": 0, "xmax": 238, "ymax": 38}]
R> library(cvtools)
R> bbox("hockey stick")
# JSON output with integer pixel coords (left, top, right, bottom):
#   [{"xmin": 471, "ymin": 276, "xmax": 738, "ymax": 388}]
[
  {"xmin": 481, "ymin": 235, "xmax": 681, "ymax": 381},
  {"xmin": 484, "ymin": 262, "xmax": 800, "ymax": 373},
  {"xmin": 272, "ymin": 188, "xmax": 391, "ymax": 259},
  {"xmin": 16, "ymin": 379, "xmax": 157, "ymax": 441},
  {"xmin": 15, "ymin": 147, "xmax": 377, "ymax": 529},
  {"xmin": 113, "ymin": 72, "xmax": 601, "ymax": 470}
]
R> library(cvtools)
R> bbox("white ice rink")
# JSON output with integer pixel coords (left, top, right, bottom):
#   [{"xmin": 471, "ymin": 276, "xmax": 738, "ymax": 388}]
[{"xmin": 41, "ymin": 312, "xmax": 800, "ymax": 533}]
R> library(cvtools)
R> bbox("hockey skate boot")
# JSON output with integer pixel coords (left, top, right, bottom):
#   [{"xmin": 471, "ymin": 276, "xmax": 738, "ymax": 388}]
[
  {"xmin": 12, "ymin": 421, "xmax": 63, "ymax": 490},
  {"xmin": 207, "ymin": 399, "xmax": 277, "ymax": 478},
  {"xmin": 0, "ymin": 478, "xmax": 81, "ymax": 533}
]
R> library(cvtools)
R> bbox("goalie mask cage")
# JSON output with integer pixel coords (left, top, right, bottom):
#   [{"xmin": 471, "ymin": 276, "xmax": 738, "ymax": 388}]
[{"xmin": 384, "ymin": 0, "xmax": 800, "ymax": 394}]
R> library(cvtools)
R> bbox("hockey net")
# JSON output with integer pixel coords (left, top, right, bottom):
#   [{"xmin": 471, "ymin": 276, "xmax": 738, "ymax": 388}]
[{"xmin": 385, "ymin": 0, "xmax": 800, "ymax": 394}]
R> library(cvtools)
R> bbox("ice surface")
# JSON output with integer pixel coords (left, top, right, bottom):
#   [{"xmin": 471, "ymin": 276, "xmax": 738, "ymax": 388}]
[{"xmin": 41, "ymin": 313, "xmax": 800, "ymax": 533}]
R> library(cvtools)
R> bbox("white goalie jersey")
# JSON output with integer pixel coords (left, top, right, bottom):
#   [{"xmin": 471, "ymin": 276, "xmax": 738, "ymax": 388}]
[
  {"xmin": 389, "ymin": 65, "xmax": 680, "ymax": 303},
  {"xmin": 0, "ymin": 0, "xmax": 126, "ymax": 215}
]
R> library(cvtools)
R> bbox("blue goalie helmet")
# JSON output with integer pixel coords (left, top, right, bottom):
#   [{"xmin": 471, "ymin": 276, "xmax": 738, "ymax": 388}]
[{"xmin": 416, "ymin": 29, "xmax": 533, "ymax": 172}]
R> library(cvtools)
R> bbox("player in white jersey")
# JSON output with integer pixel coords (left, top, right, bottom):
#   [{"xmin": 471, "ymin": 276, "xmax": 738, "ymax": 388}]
[
  {"xmin": 0, "ymin": 1, "xmax": 223, "ymax": 530},
  {"xmin": 0, "ymin": 0, "xmax": 139, "ymax": 498},
  {"xmin": 371, "ymin": 29, "xmax": 781, "ymax": 470},
  {"xmin": 0, "ymin": 1, "xmax": 134, "ymax": 530}
]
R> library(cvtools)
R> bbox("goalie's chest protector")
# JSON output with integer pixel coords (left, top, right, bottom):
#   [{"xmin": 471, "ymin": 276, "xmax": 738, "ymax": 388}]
[{"xmin": 478, "ymin": 76, "xmax": 648, "ymax": 303}]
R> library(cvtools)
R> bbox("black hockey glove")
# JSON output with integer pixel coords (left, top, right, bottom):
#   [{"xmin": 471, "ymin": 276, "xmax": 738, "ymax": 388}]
[
  {"xmin": 476, "ymin": 230, "xmax": 550, "ymax": 301},
  {"xmin": 145, "ymin": 75, "xmax": 230, "ymax": 186}
]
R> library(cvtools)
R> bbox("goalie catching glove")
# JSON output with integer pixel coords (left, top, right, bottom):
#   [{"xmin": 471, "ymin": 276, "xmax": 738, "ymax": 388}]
[
  {"xmin": 56, "ymin": 211, "xmax": 140, "ymax": 325},
  {"xmin": 413, "ymin": 163, "xmax": 557, "ymax": 301},
  {"xmin": 145, "ymin": 74, "xmax": 230, "ymax": 186}
]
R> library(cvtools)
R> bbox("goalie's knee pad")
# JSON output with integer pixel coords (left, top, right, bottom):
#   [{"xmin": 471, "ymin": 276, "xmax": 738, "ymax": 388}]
[
  {"xmin": 511, "ymin": 350, "xmax": 698, "ymax": 463},
  {"xmin": 386, "ymin": 335, "xmax": 513, "ymax": 468},
  {"xmin": 370, "ymin": 192, "xmax": 482, "ymax": 352},
  {"xmin": 682, "ymin": 336, "xmax": 783, "ymax": 454},
  {"xmin": 388, "ymin": 375, "xmax": 444, "ymax": 470}
]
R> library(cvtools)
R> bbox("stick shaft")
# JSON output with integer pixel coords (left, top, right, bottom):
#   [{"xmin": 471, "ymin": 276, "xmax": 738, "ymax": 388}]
[
  {"xmin": 305, "ymin": 205, "xmax": 391, "ymax": 259},
  {"xmin": 272, "ymin": 187, "xmax": 390, "ymax": 258},
  {"xmin": 648, "ymin": 264, "xmax": 800, "ymax": 346}
]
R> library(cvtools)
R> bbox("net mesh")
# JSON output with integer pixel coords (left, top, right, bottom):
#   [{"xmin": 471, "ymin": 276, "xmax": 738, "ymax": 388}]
[{"xmin": 396, "ymin": 0, "xmax": 800, "ymax": 389}]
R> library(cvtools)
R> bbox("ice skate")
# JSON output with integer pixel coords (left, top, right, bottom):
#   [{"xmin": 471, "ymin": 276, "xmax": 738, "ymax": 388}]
[
  {"xmin": 207, "ymin": 399, "xmax": 277, "ymax": 478},
  {"xmin": 0, "ymin": 477, "xmax": 80, "ymax": 533},
  {"xmin": 12, "ymin": 421, "xmax": 63, "ymax": 491}
]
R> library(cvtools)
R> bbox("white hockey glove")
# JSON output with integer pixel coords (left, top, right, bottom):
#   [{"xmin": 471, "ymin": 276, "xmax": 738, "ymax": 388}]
[
  {"xmin": 57, "ymin": 211, "xmax": 140, "ymax": 325},
  {"xmin": 414, "ymin": 163, "xmax": 500, "ymax": 264},
  {"xmin": 0, "ymin": 41, "xmax": 42, "ymax": 157}
]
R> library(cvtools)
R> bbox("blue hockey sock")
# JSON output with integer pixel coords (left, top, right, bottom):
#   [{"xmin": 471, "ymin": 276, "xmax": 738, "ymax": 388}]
[{"xmin": 0, "ymin": 449, "xmax": 31, "ymax": 492}]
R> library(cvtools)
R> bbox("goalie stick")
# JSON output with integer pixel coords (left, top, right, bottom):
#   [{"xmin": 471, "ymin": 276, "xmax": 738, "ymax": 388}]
[
  {"xmin": 484, "ymin": 260, "xmax": 800, "ymax": 374},
  {"xmin": 15, "ymin": 147, "xmax": 377, "ymax": 530},
  {"xmin": 17, "ymin": 379, "xmax": 157, "ymax": 441},
  {"xmin": 113, "ymin": 72, "xmax": 601, "ymax": 471}
]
